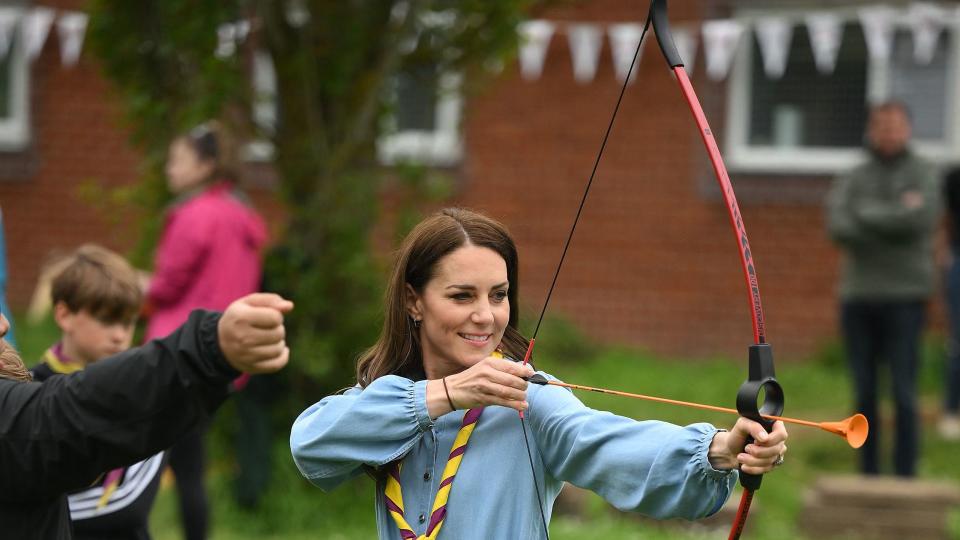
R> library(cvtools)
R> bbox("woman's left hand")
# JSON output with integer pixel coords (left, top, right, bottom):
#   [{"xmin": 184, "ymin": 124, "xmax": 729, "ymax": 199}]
[{"xmin": 708, "ymin": 418, "xmax": 788, "ymax": 474}]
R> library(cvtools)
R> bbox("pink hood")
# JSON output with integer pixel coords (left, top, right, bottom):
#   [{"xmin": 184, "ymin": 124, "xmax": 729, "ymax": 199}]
[{"xmin": 146, "ymin": 182, "xmax": 267, "ymax": 340}]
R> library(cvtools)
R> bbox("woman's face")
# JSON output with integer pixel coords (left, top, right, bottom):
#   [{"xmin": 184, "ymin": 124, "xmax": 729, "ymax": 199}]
[
  {"xmin": 407, "ymin": 244, "xmax": 510, "ymax": 377},
  {"xmin": 165, "ymin": 139, "xmax": 214, "ymax": 194}
]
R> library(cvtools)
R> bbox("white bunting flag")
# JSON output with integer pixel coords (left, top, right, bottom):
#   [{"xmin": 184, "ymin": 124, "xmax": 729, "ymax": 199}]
[
  {"xmin": 0, "ymin": 8, "xmax": 21, "ymax": 58},
  {"xmin": 805, "ymin": 12, "xmax": 843, "ymax": 74},
  {"xmin": 858, "ymin": 6, "xmax": 897, "ymax": 63},
  {"xmin": 56, "ymin": 12, "xmax": 88, "ymax": 67},
  {"xmin": 672, "ymin": 27, "xmax": 697, "ymax": 73},
  {"xmin": 235, "ymin": 20, "xmax": 251, "ymax": 44},
  {"xmin": 567, "ymin": 23, "xmax": 602, "ymax": 83},
  {"xmin": 908, "ymin": 3, "xmax": 947, "ymax": 64},
  {"xmin": 608, "ymin": 23, "xmax": 644, "ymax": 83},
  {"xmin": 22, "ymin": 7, "xmax": 54, "ymax": 61},
  {"xmin": 518, "ymin": 20, "xmax": 555, "ymax": 80},
  {"xmin": 216, "ymin": 20, "xmax": 252, "ymax": 59},
  {"xmin": 755, "ymin": 17, "xmax": 793, "ymax": 79},
  {"xmin": 702, "ymin": 19, "xmax": 744, "ymax": 81},
  {"xmin": 216, "ymin": 23, "xmax": 238, "ymax": 58}
]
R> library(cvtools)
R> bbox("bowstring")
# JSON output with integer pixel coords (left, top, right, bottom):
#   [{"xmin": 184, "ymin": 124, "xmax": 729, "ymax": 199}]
[{"xmin": 519, "ymin": 12, "xmax": 654, "ymax": 539}]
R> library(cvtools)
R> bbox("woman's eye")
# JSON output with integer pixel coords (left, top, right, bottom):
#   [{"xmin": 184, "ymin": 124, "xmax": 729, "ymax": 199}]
[
  {"xmin": 450, "ymin": 292, "xmax": 472, "ymax": 301},
  {"xmin": 492, "ymin": 290, "xmax": 508, "ymax": 302}
]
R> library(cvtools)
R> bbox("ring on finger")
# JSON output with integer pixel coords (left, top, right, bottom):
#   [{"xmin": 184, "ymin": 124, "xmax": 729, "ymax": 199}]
[{"xmin": 773, "ymin": 454, "xmax": 785, "ymax": 467}]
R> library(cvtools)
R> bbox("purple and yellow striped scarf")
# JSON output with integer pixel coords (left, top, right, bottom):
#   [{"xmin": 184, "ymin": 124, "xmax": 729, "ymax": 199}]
[{"xmin": 384, "ymin": 406, "xmax": 484, "ymax": 539}]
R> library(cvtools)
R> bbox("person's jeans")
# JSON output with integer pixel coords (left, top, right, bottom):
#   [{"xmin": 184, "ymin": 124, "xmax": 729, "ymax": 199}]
[
  {"xmin": 841, "ymin": 300, "xmax": 925, "ymax": 477},
  {"xmin": 944, "ymin": 259, "xmax": 960, "ymax": 413},
  {"xmin": 170, "ymin": 423, "xmax": 209, "ymax": 540}
]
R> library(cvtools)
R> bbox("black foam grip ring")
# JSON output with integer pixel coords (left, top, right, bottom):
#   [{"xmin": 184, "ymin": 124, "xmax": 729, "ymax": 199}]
[{"xmin": 735, "ymin": 344, "xmax": 784, "ymax": 491}]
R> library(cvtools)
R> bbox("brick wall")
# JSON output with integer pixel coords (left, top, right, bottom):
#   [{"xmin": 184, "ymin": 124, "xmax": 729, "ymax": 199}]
[{"xmin": 0, "ymin": 0, "xmax": 141, "ymax": 310}]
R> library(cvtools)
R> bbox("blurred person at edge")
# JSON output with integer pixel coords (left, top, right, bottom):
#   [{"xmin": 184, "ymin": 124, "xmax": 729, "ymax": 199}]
[
  {"xmin": 0, "ymin": 293, "xmax": 293, "ymax": 539},
  {"xmin": 0, "ymin": 205, "xmax": 15, "ymax": 347},
  {"xmin": 144, "ymin": 121, "xmax": 267, "ymax": 537},
  {"xmin": 827, "ymin": 101, "xmax": 942, "ymax": 476},
  {"xmin": 939, "ymin": 166, "xmax": 960, "ymax": 440}
]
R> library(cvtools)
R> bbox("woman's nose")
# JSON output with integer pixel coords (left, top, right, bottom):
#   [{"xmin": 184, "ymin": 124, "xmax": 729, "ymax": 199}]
[{"xmin": 471, "ymin": 302, "xmax": 494, "ymax": 325}]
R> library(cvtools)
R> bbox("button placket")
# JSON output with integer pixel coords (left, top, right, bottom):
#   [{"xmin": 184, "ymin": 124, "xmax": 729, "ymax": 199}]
[{"xmin": 414, "ymin": 425, "xmax": 439, "ymax": 532}]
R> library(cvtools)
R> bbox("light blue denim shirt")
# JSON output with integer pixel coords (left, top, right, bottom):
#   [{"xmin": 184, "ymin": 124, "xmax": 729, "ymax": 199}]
[{"xmin": 291, "ymin": 373, "xmax": 736, "ymax": 539}]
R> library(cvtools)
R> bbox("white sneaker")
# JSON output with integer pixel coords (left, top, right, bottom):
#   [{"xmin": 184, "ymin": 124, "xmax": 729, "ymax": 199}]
[{"xmin": 938, "ymin": 414, "xmax": 960, "ymax": 441}]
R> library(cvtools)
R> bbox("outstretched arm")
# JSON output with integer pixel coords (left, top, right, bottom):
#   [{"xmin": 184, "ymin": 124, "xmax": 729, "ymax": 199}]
[
  {"xmin": 528, "ymin": 380, "xmax": 736, "ymax": 520},
  {"xmin": 0, "ymin": 293, "xmax": 292, "ymax": 500}
]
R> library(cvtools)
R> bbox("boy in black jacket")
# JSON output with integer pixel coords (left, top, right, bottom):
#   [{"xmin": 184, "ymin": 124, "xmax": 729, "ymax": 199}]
[
  {"xmin": 0, "ymin": 291, "xmax": 292, "ymax": 539},
  {"xmin": 30, "ymin": 245, "xmax": 161, "ymax": 540}
]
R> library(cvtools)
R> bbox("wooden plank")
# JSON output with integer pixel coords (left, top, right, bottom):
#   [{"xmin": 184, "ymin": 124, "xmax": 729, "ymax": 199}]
[
  {"xmin": 800, "ymin": 503, "xmax": 948, "ymax": 531},
  {"xmin": 799, "ymin": 476, "xmax": 960, "ymax": 540},
  {"xmin": 810, "ymin": 476, "xmax": 960, "ymax": 510},
  {"xmin": 800, "ymin": 519, "xmax": 946, "ymax": 540}
]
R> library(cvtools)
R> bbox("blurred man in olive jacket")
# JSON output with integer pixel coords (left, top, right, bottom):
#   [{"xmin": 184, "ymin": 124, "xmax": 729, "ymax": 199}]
[{"xmin": 827, "ymin": 101, "xmax": 941, "ymax": 477}]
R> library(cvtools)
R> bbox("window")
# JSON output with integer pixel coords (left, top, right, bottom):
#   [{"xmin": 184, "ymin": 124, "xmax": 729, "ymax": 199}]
[
  {"xmin": 0, "ymin": 7, "xmax": 30, "ymax": 151},
  {"xmin": 377, "ymin": 65, "xmax": 463, "ymax": 167},
  {"xmin": 726, "ymin": 8, "xmax": 960, "ymax": 173},
  {"xmin": 241, "ymin": 52, "xmax": 463, "ymax": 168}
]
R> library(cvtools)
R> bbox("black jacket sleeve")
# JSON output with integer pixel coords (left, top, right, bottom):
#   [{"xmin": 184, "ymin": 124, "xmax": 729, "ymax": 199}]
[{"xmin": 0, "ymin": 310, "xmax": 239, "ymax": 501}]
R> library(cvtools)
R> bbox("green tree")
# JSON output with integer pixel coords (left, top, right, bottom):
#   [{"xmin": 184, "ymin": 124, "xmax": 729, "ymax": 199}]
[{"xmin": 87, "ymin": 0, "xmax": 536, "ymax": 397}]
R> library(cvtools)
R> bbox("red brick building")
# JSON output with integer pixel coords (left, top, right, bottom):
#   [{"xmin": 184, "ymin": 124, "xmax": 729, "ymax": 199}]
[
  {"xmin": 3, "ymin": 0, "xmax": 955, "ymax": 359},
  {"xmin": 0, "ymin": 0, "xmax": 143, "ymax": 311}
]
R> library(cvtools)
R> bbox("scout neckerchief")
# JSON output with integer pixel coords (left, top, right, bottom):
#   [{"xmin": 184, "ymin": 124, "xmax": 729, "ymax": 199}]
[
  {"xmin": 45, "ymin": 343, "xmax": 124, "ymax": 509},
  {"xmin": 42, "ymin": 343, "xmax": 83, "ymax": 374},
  {"xmin": 384, "ymin": 406, "xmax": 484, "ymax": 539}
]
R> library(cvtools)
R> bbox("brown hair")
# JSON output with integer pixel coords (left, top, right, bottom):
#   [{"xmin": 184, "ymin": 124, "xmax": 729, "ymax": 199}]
[
  {"xmin": 0, "ymin": 339, "xmax": 30, "ymax": 382},
  {"xmin": 176, "ymin": 120, "xmax": 238, "ymax": 182},
  {"xmin": 51, "ymin": 244, "xmax": 143, "ymax": 324},
  {"xmin": 356, "ymin": 208, "xmax": 530, "ymax": 386}
]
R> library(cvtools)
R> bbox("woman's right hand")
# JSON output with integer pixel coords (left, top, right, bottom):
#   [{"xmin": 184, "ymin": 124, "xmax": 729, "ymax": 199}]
[{"xmin": 427, "ymin": 356, "xmax": 535, "ymax": 417}]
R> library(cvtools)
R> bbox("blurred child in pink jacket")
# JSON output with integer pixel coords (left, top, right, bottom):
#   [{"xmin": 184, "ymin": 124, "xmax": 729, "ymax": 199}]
[{"xmin": 146, "ymin": 122, "xmax": 266, "ymax": 540}]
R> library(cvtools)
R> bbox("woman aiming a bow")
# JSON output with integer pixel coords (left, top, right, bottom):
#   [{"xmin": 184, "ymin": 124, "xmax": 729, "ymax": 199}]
[{"xmin": 290, "ymin": 208, "xmax": 788, "ymax": 539}]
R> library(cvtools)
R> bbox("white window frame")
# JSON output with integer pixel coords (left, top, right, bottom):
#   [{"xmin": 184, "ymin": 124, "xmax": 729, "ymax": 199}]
[
  {"xmin": 0, "ymin": 7, "xmax": 30, "ymax": 152},
  {"xmin": 377, "ymin": 71, "xmax": 463, "ymax": 167},
  {"xmin": 725, "ymin": 7, "xmax": 960, "ymax": 174},
  {"xmin": 240, "ymin": 51, "xmax": 465, "ymax": 168}
]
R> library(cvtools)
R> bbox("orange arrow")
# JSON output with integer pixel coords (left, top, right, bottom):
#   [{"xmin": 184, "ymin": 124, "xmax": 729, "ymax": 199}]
[{"xmin": 530, "ymin": 377, "xmax": 868, "ymax": 448}]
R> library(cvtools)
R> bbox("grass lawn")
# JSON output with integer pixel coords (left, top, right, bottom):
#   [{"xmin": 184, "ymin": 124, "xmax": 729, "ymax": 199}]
[{"xmin": 11, "ymin": 315, "xmax": 960, "ymax": 539}]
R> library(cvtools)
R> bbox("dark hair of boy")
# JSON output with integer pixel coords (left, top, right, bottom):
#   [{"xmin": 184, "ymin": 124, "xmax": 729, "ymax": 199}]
[{"xmin": 51, "ymin": 244, "xmax": 142, "ymax": 324}]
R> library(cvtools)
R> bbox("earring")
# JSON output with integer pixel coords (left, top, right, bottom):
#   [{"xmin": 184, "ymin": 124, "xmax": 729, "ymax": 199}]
[{"xmin": 412, "ymin": 317, "xmax": 421, "ymax": 328}]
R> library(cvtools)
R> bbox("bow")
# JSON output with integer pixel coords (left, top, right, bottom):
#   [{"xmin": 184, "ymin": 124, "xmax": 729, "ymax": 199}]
[{"xmin": 514, "ymin": 1, "xmax": 785, "ymax": 538}]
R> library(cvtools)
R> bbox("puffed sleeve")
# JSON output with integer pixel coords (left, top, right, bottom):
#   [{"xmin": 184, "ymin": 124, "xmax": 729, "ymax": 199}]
[{"xmin": 290, "ymin": 375, "xmax": 434, "ymax": 491}]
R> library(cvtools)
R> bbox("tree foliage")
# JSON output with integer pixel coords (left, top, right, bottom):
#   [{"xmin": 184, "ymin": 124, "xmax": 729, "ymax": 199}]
[{"xmin": 87, "ymin": 0, "xmax": 536, "ymax": 397}]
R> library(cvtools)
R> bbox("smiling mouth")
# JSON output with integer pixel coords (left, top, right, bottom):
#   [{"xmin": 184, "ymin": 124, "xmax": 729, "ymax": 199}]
[{"xmin": 459, "ymin": 333, "xmax": 491, "ymax": 344}]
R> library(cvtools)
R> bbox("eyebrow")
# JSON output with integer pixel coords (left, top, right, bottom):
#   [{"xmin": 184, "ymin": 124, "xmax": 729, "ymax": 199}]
[{"xmin": 445, "ymin": 282, "xmax": 509, "ymax": 291}]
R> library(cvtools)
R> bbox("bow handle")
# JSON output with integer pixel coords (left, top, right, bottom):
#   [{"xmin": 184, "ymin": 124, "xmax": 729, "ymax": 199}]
[{"xmin": 735, "ymin": 344, "xmax": 784, "ymax": 490}]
